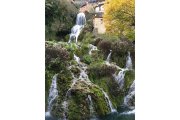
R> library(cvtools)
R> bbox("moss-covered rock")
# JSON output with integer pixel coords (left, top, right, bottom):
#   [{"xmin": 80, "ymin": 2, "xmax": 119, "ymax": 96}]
[
  {"xmin": 51, "ymin": 70, "xmax": 73, "ymax": 118},
  {"xmin": 51, "ymin": 79, "xmax": 110, "ymax": 119},
  {"xmin": 88, "ymin": 62, "xmax": 117, "ymax": 79},
  {"xmin": 124, "ymin": 70, "xmax": 135, "ymax": 94}
]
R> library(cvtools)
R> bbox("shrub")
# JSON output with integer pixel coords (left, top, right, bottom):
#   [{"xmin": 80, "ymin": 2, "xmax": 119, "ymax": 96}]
[
  {"xmin": 112, "ymin": 40, "xmax": 130, "ymax": 53},
  {"xmin": 88, "ymin": 63, "xmax": 117, "ymax": 79},
  {"xmin": 45, "ymin": 45, "xmax": 69, "ymax": 65},
  {"xmin": 82, "ymin": 55, "xmax": 93, "ymax": 65},
  {"xmin": 97, "ymin": 40, "xmax": 112, "ymax": 54}
]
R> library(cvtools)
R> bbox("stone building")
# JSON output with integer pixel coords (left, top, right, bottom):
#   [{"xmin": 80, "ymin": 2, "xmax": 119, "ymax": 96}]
[{"xmin": 93, "ymin": 1, "xmax": 106, "ymax": 34}]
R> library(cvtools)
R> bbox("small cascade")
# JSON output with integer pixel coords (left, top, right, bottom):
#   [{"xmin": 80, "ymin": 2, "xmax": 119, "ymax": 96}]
[
  {"xmin": 87, "ymin": 95, "xmax": 96, "ymax": 119},
  {"xmin": 79, "ymin": 70, "xmax": 89, "ymax": 80},
  {"xmin": 46, "ymin": 74, "xmax": 58, "ymax": 116},
  {"xmin": 76, "ymin": 12, "xmax": 86, "ymax": 26},
  {"xmin": 101, "ymin": 90, "xmax": 117, "ymax": 113},
  {"xmin": 68, "ymin": 25, "xmax": 82, "ymax": 43},
  {"xmin": 106, "ymin": 50, "xmax": 112, "ymax": 63},
  {"xmin": 114, "ymin": 69, "xmax": 126, "ymax": 89},
  {"xmin": 113, "ymin": 52, "xmax": 133, "ymax": 89},
  {"xmin": 126, "ymin": 51, "xmax": 133, "ymax": 70},
  {"xmin": 124, "ymin": 80, "xmax": 135, "ymax": 108},
  {"xmin": 74, "ymin": 54, "xmax": 89, "ymax": 81},
  {"xmin": 61, "ymin": 72, "xmax": 79, "ymax": 120},
  {"xmin": 61, "ymin": 54, "xmax": 91, "ymax": 119},
  {"xmin": 68, "ymin": 12, "xmax": 86, "ymax": 43},
  {"xmin": 89, "ymin": 44, "xmax": 98, "ymax": 55},
  {"xmin": 74, "ymin": 54, "xmax": 80, "ymax": 63},
  {"xmin": 120, "ymin": 109, "xmax": 135, "ymax": 115}
]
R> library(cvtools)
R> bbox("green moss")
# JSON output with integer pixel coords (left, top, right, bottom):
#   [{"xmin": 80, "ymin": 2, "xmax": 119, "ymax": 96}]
[
  {"xmin": 124, "ymin": 70, "xmax": 135, "ymax": 93},
  {"xmin": 65, "ymin": 81, "xmax": 110, "ymax": 119},
  {"xmin": 82, "ymin": 55, "xmax": 93, "ymax": 65},
  {"xmin": 51, "ymin": 69, "xmax": 73, "ymax": 118},
  {"xmin": 88, "ymin": 62, "xmax": 117, "ymax": 80}
]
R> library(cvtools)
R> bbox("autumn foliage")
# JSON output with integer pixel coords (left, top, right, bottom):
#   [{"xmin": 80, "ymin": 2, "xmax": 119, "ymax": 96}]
[{"xmin": 103, "ymin": 0, "xmax": 135, "ymax": 40}]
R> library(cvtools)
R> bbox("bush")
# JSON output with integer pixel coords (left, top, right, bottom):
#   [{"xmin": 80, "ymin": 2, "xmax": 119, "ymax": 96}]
[
  {"xmin": 82, "ymin": 55, "xmax": 93, "ymax": 65},
  {"xmin": 45, "ymin": 0, "xmax": 78, "ymax": 41},
  {"xmin": 45, "ymin": 45, "xmax": 69, "ymax": 65},
  {"xmin": 97, "ymin": 40, "xmax": 112, "ymax": 54},
  {"xmin": 88, "ymin": 63, "xmax": 117, "ymax": 79}
]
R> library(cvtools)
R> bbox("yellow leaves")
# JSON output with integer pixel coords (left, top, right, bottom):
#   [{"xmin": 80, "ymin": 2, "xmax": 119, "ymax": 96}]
[{"xmin": 103, "ymin": 0, "xmax": 135, "ymax": 39}]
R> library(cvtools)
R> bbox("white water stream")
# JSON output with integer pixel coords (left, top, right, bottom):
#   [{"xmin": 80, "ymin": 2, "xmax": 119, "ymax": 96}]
[
  {"xmin": 102, "ymin": 90, "xmax": 117, "ymax": 113},
  {"xmin": 45, "ymin": 74, "xmax": 58, "ymax": 117},
  {"xmin": 88, "ymin": 95, "xmax": 96, "ymax": 119},
  {"xmin": 68, "ymin": 12, "xmax": 86, "ymax": 43},
  {"xmin": 113, "ymin": 51, "xmax": 133, "ymax": 89},
  {"xmin": 124, "ymin": 80, "xmax": 135, "ymax": 108},
  {"xmin": 89, "ymin": 44, "xmax": 98, "ymax": 55},
  {"xmin": 106, "ymin": 50, "xmax": 112, "ymax": 64},
  {"xmin": 126, "ymin": 51, "xmax": 133, "ymax": 70}
]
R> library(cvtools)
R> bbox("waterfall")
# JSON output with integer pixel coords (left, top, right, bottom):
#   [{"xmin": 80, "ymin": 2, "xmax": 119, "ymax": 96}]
[
  {"xmin": 61, "ymin": 54, "xmax": 91, "ymax": 119},
  {"xmin": 126, "ymin": 51, "xmax": 133, "ymax": 70},
  {"xmin": 114, "ymin": 69, "xmax": 126, "ymax": 89},
  {"xmin": 113, "ymin": 52, "xmax": 133, "ymax": 89},
  {"xmin": 45, "ymin": 74, "xmax": 58, "ymax": 116},
  {"xmin": 87, "ymin": 95, "xmax": 96, "ymax": 119},
  {"xmin": 101, "ymin": 90, "xmax": 117, "ymax": 113},
  {"xmin": 61, "ymin": 71, "xmax": 79, "ymax": 120},
  {"xmin": 74, "ymin": 54, "xmax": 89, "ymax": 80},
  {"xmin": 106, "ymin": 50, "xmax": 112, "ymax": 63},
  {"xmin": 76, "ymin": 12, "xmax": 86, "ymax": 26},
  {"xmin": 79, "ymin": 69, "xmax": 89, "ymax": 80},
  {"xmin": 68, "ymin": 12, "xmax": 86, "ymax": 43},
  {"xmin": 68, "ymin": 25, "xmax": 82, "ymax": 43},
  {"xmin": 74, "ymin": 54, "xmax": 80, "ymax": 63},
  {"xmin": 73, "ymin": 54, "xmax": 117, "ymax": 113},
  {"xmin": 89, "ymin": 44, "xmax": 98, "ymax": 55},
  {"xmin": 124, "ymin": 80, "xmax": 135, "ymax": 108}
]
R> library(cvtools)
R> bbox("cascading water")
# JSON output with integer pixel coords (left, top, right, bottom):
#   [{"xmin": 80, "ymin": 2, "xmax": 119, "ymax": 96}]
[
  {"xmin": 126, "ymin": 51, "xmax": 133, "ymax": 70},
  {"xmin": 89, "ymin": 44, "xmax": 98, "ymax": 55},
  {"xmin": 74, "ymin": 54, "xmax": 89, "ymax": 80},
  {"xmin": 114, "ymin": 69, "xmax": 126, "ymax": 89},
  {"xmin": 68, "ymin": 25, "xmax": 82, "ymax": 43},
  {"xmin": 76, "ymin": 12, "xmax": 86, "ymax": 26},
  {"xmin": 68, "ymin": 12, "xmax": 86, "ymax": 43},
  {"xmin": 114, "ymin": 52, "xmax": 133, "ymax": 89},
  {"xmin": 102, "ymin": 90, "xmax": 117, "ymax": 113},
  {"xmin": 87, "ymin": 95, "xmax": 96, "ymax": 119},
  {"xmin": 61, "ymin": 54, "xmax": 91, "ymax": 120},
  {"xmin": 74, "ymin": 54, "xmax": 80, "ymax": 63},
  {"xmin": 106, "ymin": 50, "xmax": 112, "ymax": 64},
  {"xmin": 45, "ymin": 74, "xmax": 58, "ymax": 117},
  {"xmin": 124, "ymin": 80, "xmax": 135, "ymax": 108}
]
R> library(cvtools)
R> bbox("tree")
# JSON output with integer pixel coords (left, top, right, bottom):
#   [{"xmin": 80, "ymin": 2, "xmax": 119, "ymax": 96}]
[
  {"xmin": 103, "ymin": 0, "xmax": 135, "ymax": 40},
  {"xmin": 45, "ymin": 0, "xmax": 78, "ymax": 40}
]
